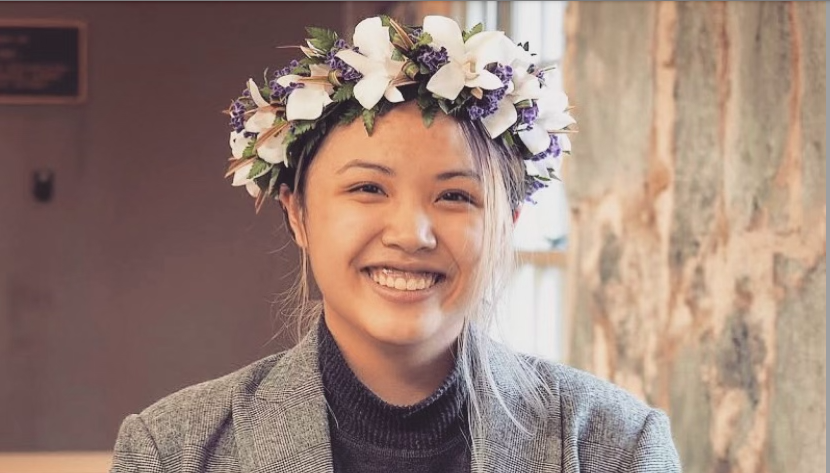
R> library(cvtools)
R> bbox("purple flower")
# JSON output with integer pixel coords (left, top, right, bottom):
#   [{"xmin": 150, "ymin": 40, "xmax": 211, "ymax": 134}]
[
  {"xmin": 274, "ymin": 60, "xmax": 301, "ymax": 79},
  {"xmin": 229, "ymin": 99, "xmax": 247, "ymax": 132},
  {"xmin": 530, "ymin": 134, "xmax": 561, "ymax": 161},
  {"xmin": 463, "ymin": 63, "xmax": 515, "ymax": 121},
  {"xmin": 415, "ymin": 46, "xmax": 449, "ymax": 73},
  {"xmin": 269, "ymin": 79, "xmax": 305, "ymax": 101},
  {"xmin": 528, "ymin": 63, "xmax": 546, "ymax": 82},
  {"xmin": 325, "ymin": 43, "xmax": 363, "ymax": 81},
  {"xmin": 491, "ymin": 64, "xmax": 513, "ymax": 87},
  {"xmin": 408, "ymin": 26, "xmax": 424, "ymax": 43},
  {"xmin": 524, "ymin": 176, "xmax": 548, "ymax": 203},
  {"xmin": 518, "ymin": 103, "xmax": 539, "ymax": 127},
  {"xmin": 467, "ymin": 104, "xmax": 486, "ymax": 121}
]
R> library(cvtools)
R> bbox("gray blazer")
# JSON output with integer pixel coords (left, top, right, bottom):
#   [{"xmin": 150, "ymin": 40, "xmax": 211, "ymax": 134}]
[{"xmin": 110, "ymin": 328, "xmax": 681, "ymax": 472}]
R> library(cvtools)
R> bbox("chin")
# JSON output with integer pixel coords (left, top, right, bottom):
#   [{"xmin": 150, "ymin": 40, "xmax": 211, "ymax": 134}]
[{"xmin": 359, "ymin": 308, "xmax": 446, "ymax": 347}]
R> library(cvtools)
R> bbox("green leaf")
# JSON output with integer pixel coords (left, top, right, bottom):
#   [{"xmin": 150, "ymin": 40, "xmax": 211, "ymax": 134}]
[
  {"xmin": 501, "ymin": 131, "xmax": 515, "ymax": 147},
  {"xmin": 421, "ymin": 105, "xmax": 439, "ymax": 128},
  {"xmin": 242, "ymin": 139, "xmax": 257, "ymax": 159},
  {"xmin": 291, "ymin": 120, "xmax": 316, "ymax": 135},
  {"xmin": 376, "ymin": 100, "xmax": 393, "ymax": 117},
  {"xmin": 300, "ymin": 132, "xmax": 324, "ymax": 160},
  {"xmin": 462, "ymin": 23, "xmax": 483, "ymax": 42},
  {"xmin": 247, "ymin": 158, "xmax": 273, "ymax": 180},
  {"xmin": 266, "ymin": 166, "xmax": 282, "ymax": 196},
  {"xmin": 437, "ymin": 99, "xmax": 452, "ymax": 115},
  {"xmin": 291, "ymin": 63, "xmax": 311, "ymax": 75},
  {"xmin": 338, "ymin": 104, "xmax": 362, "ymax": 126},
  {"xmin": 362, "ymin": 108, "xmax": 376, "ymax": 135},
  {"xmin": 416, "ymin": 93, "xmax": 433, "ymax": 110},
  {"xmin": 514, "ymin": 99, "xmax": 534, "ymax": 109},
  {"xmin": 332, "ymin": 82, "xmax": 355, "ymax": 102},
  {"xmin": 403, "ymin": 61, "xmax": 420, "ymax": 80},
  {"xmin": 391, "ymin": 48, "xmax": 405, "ymax": 62},
  {"xmin": 415, "ymin": 32, "xmax": 433, "ymax": 47},
  {"xmin": 282, "ymin": 132, "xmax": 298, "ymax": 150},
  {"xmin": 306, "ymin": 26, "xmax": 339, "ymax": 51}
]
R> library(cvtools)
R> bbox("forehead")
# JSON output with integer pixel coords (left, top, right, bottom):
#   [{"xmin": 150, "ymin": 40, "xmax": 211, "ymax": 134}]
[{"xmin": 312, "ymin": 103, "xmax": 475, "ymax": 172}]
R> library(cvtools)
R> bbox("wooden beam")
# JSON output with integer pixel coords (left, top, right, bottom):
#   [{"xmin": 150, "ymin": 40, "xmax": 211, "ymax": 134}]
[{"xmin": 0, "ymin": 452, "xmax": 112, "ymax": 473}]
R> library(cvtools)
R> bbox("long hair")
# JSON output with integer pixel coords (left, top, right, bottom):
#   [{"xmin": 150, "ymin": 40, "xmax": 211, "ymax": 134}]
[{"xmin": 278, "ymin": 106, "xmax": 552, "ymax": 467}]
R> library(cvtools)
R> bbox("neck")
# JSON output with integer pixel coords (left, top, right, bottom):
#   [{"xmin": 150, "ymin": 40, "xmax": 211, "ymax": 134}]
[{"xmin": 323, "ymin": 313, "xmax": 459, "ymax": 406}]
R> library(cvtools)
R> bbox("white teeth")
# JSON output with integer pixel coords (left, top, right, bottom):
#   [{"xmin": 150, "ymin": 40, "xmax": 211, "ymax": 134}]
[{"xmin": 367, "ymin": 268, "xmax": 439, "ymax": 291}]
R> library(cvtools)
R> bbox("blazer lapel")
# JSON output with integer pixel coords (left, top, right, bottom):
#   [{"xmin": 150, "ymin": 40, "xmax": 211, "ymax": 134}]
[{"xmin": 233, "ymin": 328, "xmax": 334, "ymax": 473}]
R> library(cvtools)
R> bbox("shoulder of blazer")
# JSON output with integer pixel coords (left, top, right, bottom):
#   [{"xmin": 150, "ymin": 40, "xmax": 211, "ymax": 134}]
[
  {"xmin": 535, "ymin": 360, "xmax": 658, "ymax": 450},
  {"xmin": 133, "ymin": 352, "xmax": 287, "ymax": 458}
]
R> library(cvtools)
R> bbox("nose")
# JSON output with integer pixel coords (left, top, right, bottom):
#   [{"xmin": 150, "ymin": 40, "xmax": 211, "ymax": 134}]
[{"xmin": 381, "ymin": 202, "xmax": 437, "ymax": 253}]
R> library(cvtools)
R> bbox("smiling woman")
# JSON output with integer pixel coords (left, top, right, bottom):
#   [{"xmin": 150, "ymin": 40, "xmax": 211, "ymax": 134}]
[
  {"xmin": 110, "ymin": 14, "xmax": 680, "ymax": 473},
  {"xmin": 279, "ymin": 102, "xmax": 508, "ymax": 406}
]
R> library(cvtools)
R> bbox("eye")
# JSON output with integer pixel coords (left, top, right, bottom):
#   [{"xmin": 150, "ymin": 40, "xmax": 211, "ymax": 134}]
[
  {"xmin": 348, "ymin": 183, "xmax": 385, "ymax": 195},
  {"xmin": 439, "ymin": 190, "xmax": 476, "ymax": 204}
]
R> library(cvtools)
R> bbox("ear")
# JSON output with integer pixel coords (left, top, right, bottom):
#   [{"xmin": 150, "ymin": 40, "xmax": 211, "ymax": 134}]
[
  {"xmin": 278, "ymin": 185, "xmax": 308, "ymax": 248},
  {"xmin": 512, "ymin": 205, "xmax": 522, "ymax": 224}
]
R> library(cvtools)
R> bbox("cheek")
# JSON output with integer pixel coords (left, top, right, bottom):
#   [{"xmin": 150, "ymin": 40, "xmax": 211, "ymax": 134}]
[
  {"xmin": 439, "ymin": 212, "xmax": 485, "ymax": 268},
  {"xmin": 304, "ymin": 195, "xmax": 379, "ymax": 258}
]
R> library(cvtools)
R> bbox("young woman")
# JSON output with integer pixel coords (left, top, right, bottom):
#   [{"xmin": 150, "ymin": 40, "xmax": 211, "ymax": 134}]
[{"xmin": 111, "ymin": 15, "xmax": 680, "ymax": 473}]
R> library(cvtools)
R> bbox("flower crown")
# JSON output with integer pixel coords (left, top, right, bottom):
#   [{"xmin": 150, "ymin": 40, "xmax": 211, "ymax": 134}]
[{"xmin": 226, "ymin": 15, "xmax": 576, "ymax": 212}]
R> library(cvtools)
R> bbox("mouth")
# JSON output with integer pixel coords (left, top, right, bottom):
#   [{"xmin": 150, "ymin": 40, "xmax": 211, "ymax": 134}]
[{"xmin": 363, "ymin": 267, "xmax": 446, "ymax": 292}]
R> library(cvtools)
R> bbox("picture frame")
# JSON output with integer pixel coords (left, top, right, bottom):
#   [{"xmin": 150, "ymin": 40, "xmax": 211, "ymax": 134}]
[{"xmin": 0, "ymin": 19, "xmax": 88, "ymax": 105}]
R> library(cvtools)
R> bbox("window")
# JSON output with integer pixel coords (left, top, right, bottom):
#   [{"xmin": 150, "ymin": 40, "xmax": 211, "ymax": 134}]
[{"xmin": 463, "ymin": 1, "xmax": 570, "ymax": 361}]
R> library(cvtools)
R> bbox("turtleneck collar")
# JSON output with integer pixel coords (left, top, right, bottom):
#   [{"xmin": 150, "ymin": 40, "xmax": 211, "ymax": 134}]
[{"xmin": 317, "ymin": 318, "xmax": 468, "ymax": 451}]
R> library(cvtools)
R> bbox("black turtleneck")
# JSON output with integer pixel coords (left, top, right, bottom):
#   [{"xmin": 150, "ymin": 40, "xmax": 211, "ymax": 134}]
[{"xmin": 317, "ymin": 319, "xmax": 471, "ymax": 473}]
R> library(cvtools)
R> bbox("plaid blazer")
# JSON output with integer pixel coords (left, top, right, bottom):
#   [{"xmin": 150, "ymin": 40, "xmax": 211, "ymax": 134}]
[{"xmin": 111, "ymin": 328, "xmax": 681, "ymax": 472}]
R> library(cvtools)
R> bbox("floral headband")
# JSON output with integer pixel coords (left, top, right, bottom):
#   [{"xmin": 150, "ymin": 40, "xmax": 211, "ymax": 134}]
[{"xmin": 225, "ymin": 15, "xmax": 576, "ymax": 211}]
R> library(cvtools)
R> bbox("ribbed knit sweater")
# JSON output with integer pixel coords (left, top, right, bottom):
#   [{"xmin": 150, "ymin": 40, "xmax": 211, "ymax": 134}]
[{"xmin": 317, "ymin": 321, "xmax": 471, "ymax": 473}]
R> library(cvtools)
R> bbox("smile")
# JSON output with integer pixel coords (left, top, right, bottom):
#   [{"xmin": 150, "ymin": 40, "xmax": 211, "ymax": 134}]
[{"xmin": 365, "ymin": 267, "xmax": 444, "ymax": 291}]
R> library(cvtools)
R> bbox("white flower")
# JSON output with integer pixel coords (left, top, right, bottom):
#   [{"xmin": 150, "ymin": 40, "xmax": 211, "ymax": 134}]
[
  {"xmin": 517, "ymin": 78, "xmax": 575, "ymax": 155},
  {"xmin": 244, "ymin": 79, "xmax": 278, "ymax": 133},
  {"xmin": 231, "ymin": 161, "xmax": 268, "ymax": 187},
  {"xmin": 245, "ymin": 181, "xmax": 261, "ymax": 198},
  {"xmin": 229, "ymin": 131, "xmax": 253, "ymax": 159},
  {"xmin": 481, "ymin": 45, "xmax": 546, "ymax": 139},
  {"xmin": 335, "ymin": 17, "xmax": 406, "ymax": 109},
  {"xmin": 255, "ymin": 128, "xmax": 289, "ymax": 165},
  {"xmin": 423, "ymin": 15, "xmax": 516, "ymax": 101},
  {"xmin": 242, "ymin": 79, "xmax": 289, "ymax": 165},
  {"xmin": 276, "ymin": 64, "xmax": 334, "ymax": 121}
]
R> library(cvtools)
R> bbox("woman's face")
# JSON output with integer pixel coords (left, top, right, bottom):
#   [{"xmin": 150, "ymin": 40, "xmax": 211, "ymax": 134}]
[{"xmin": 284, "ymin": 102, "xmax": 485, "ymax": 352}]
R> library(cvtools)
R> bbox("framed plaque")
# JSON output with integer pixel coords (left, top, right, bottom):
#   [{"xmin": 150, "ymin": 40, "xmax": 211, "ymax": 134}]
[{"xmin": 0, "ymin": 19, "xmax": 87, "ymax": 104}]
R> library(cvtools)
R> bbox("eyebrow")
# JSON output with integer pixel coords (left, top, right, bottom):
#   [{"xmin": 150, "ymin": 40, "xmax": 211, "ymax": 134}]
[
  {"xmin": 336, "ymin": 159, "xmax": 395, "ymax": 176},
  {"xmin": 335, "ymin": 158, "xmax": 480, "ymax": 182},
  {"xmin": 436, "ymin": 169, "xmax": 481, "ymax": 182}
]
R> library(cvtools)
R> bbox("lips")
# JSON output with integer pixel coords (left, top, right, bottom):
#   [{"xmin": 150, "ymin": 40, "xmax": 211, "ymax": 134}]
[{"xmin": 365, "ymin": 267, "xmax": 444, "ymax": 291}]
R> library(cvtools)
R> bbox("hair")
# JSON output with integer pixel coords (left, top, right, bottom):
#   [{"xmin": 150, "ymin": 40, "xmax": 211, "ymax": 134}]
[{"xmin": 277, "ymin": 102, "xmax": 552, "ymax": 468}]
